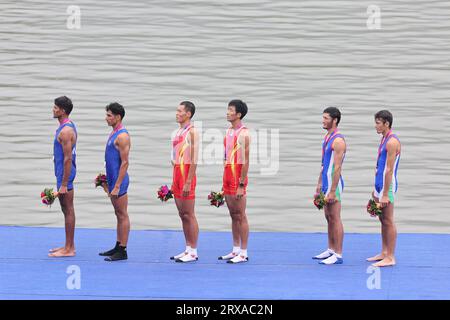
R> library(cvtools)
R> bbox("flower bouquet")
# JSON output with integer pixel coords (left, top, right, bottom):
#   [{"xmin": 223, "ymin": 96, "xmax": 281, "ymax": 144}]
[
  {"xmin": 367, "ymin": 199, "xmax": 382, "ymax": 217},
  {"xmin": 94, "ymin": 173, "xmax": 108, "ymax": 194},
  {"xmin": 313, "ymin": 192, "xmax": 326, "ymax": 210},
  {"xmin": 208, "ymin": 191, "xmax": 225, "ymax": 208},
  {"xmin": 41, "ymin": 188, "xmax": 58, "ymax": 207},
  {"xmin": 157, "ymin": 185, "xmax": 173, "ymax": 202}
]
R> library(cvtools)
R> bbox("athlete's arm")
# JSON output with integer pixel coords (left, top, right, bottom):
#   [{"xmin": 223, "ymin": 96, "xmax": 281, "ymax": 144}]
[
  {"xmin": 316, "ymin": 168, "xmax": 323, "ymax": 194},
  {"xmin": 223, "ymin": 135, "xmax": 227, "ymax": 167},
  {"xmin": 380, "ymin": 139, "xmax": 398, "ymax": 207},
  {"xmin": 183, "ymin": 128, "xmax": 199, "ymax": 196},
  {"xmin": 111, "ymin": 133, "xmax": 130, "ymax": 197},
  {"xmin": 236, "ymin": 132, "xmax": 250, "ymax": 199},
  {"xmin": 58, "ymin": 127, "xmax": 74, "ymax": 194},
  {"xmin": 327, "ymin": 138, "xmax": 345, "ymax": 203}
]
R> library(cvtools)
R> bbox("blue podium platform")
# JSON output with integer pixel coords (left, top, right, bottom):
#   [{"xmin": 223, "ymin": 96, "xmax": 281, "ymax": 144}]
[{"xmin": 0, "ymin": 226, "xmax": 449, "ymax": 300}]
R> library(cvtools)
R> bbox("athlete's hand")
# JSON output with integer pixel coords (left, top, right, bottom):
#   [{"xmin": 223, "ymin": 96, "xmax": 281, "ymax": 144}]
[
  {"xmin": 236, "ymin": 186, "xmax": 245, "ymax": 200},
  {"xmin": 58, "ymin": 185, "xmax": 68, "ymax": 195},
  {"xmin": 182, "ymin": 183, "xmax": 191, "ymax": 197},
  {"xmin": 110, "ymin": 186, "xmax": 120, "ymax": 198},
  {"xmin": 380, "ymin": 195, "xmax": 390, "ymax": 208},
  {"xmin": 325, "ymin": 192, "xmax": 336, "ymax": 204},
  {"xmin": 102, "ymin": 183, "xmax": 109, "ymax": 195}
]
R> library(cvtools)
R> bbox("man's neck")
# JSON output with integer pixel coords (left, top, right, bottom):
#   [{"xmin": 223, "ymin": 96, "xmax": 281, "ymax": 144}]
[
  {"xmin": 179, "ymin": 120, "xmax": 191, "ymax": 129},
  {"xmin": 382, "ymin": 128, "xmax": 391, "ymax": 137},
  {"xmin": 112, "ymin": 122, "xmax": 122, "ymax": 131},
  {"xmin": 231, "ymin": 120, "xmax": 242, "ymax": 129},
  {"xmin": 58, "ymin": 115, "xmax": 69, "ymax": 125},
  {"xmin": 327, "ymin": 126, "xmax": 337, "ymax": 135}
]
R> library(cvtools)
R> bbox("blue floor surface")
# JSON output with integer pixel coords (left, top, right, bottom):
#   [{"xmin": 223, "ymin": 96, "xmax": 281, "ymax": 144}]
[{"xmin": 0, "ymin": 226, "xmax": 449, "ymax": 300}]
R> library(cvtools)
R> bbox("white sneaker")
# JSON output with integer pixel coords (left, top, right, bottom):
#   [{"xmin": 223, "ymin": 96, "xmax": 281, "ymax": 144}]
[
  {"xmin": 170, "ymin": 251, "xmax": 188, "ymax": 260},
  {"xmin": 218, "ymin": 252, "xmax": 239, "ymax": 260},
  {"xmin": 312, "ymin": 249, "xmax": 334, "ymax": 260},
  {"xmin": 227, "ymin": 254, "xmax": 249, "ymax": 264},
  {"xmin": 319, "ymin": 254, "xmax": 343, "ymax": 265},
  {"xmin": 175, "ymin": 253, "xmax": 198, "ymax": 263}
]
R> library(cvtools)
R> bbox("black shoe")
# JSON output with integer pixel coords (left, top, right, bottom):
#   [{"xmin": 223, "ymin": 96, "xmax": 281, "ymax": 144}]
[
  {"xmin": 104, "ymin": 247, "xmax": 128, "ymax": 261},
  {"xmin": 99, "ymin": 241, "xmax": 120, "ymax": 256}
]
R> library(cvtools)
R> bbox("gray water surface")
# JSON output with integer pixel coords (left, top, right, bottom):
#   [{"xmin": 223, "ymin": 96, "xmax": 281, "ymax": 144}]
[{"xmin": 1, "ymin": 0, "xmax": 450, "ymax": 233}]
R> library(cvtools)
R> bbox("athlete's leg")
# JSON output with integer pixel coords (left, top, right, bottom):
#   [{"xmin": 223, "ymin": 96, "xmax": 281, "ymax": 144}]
[
  {"xmin": 218, "ymin": 195, "xmax": 241, "ymax": 260},
  {"xmin": 225, "ymin": 195, "xmax": 249, "ymax": 250},
  {"xmin": 104, "ymin": 194, "xmax": 130, "ymax": 261},
  {"xmin": 367, "ymin": 193, "xmax": 389, "ymax": 262},
  {"xmin": 175, "ymin": 198, "xmax": 199, "ymax": 249},
  {"xmin": 49, "ymin": 189, "xmax": 76, "ymax": 257},
  {"xmin": 225, "ymin": 195, "xmax": 242, "ymax": 249},
  {"xmin": 326, "ymin": 200, "xmax": 343, "ymax": 255},
  {"xmin": 324, "ymin": 205, "xmax": 333, "ymax": 252},
  {"xmin": 111, "ymin": 194, "xmax": 130, "ymax": 246},
  {"xmin": 372, "ymin": 202, "xmax": 396, "ymax": 267}
]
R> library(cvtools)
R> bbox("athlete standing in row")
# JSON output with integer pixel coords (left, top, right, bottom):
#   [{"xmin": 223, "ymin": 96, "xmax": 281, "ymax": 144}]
[
  {"xmin": 313, "ymin": 107, "xmax": 346, "ymax": 265},
  {"xmin": 219, "ymin": 100, "xmax": 251, "ymax": 264},
  {"xmin": 49, "ymin": 96, "xmax": 77, "ymax": 258},
  {"xmin": 170, "ymin": 101, "xmax": 200, "ymax": 263},
  {"xmin": 99, "ymin": 102, "xmax": 131, "ymax": 262},
  {"xmin": 367, "ymin": 110, "xmax": 401, "ymax": 267}
]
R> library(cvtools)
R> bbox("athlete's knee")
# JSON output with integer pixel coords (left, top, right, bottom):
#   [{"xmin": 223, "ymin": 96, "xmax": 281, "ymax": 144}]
[
  {"xmin": 115, "ymin": 210, "xmax": 128, "ymax": 220},
  {"xmin": 381, "ymin": 218, "xmax": 395, "ymax": 227},
  {"xmin": 63, "ymin": 206, "xmax": 75, "ymax": 216},
  {"xmin": 60, "ymin": 203, "xmax": 70, "ymax": 214},
  {"xmin": 230, "ymin": 210, "xmax": 244, "ymax": 221},
  {"xmin": 327, "ymin": 211, "xmax": 341, "ymax": 223},
  {"xmin": 178, "ymin": 210, "xmax": 191, "ymax": 220}
]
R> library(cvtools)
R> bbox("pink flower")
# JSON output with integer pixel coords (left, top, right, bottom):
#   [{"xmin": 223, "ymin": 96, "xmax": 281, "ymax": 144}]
[{"xmin": 161, "ymin": 185, "xmax": 169, "ymax": 194}]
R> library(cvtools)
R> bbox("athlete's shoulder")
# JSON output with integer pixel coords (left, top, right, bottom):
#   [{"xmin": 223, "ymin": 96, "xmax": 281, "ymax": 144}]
[
  {"xmin": 58, "ymin": 125, "xmax": 75, "ymax": 139},
  {"xmin": 119, "ymin": 127, "xmax": 129, "ymax": 134},
  {"xmin": 332, "ymin": 136, "xmax": 346, "ymax": 150},
  {"xmin": 334, "ymin": 133, "xmax": 345, "ymax": 141},
  {"xmin": 187, "ymin": 126, "xmax": 198, "ymax": 142},
  {"xmin": 116, "ymin": 130, "xmax": 130, "ymax": 142},
  {"xmin": 386, "ymin": 136, "xmax": 400, "ymax": 153},
  {"xmin": 238, "ymin": 131, "xmax": 251, "ymax": 147},
  {"xmin": 387, "ymin": 135, "xmax": 400, "ymax": 146},
  {"xmin": 240, "ymin": 126, "xmax": 250, "ymax": 135}
]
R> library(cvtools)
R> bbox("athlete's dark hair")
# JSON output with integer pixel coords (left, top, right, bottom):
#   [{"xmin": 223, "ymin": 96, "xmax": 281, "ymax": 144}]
[
  {"xmin": 228, "ymin": 99, "xmax": 248, "ymax": 119},
  {"xmin": 323, "ymin": 106, "xmax": 341, "ymax": 126},
  {"xmin": 180, "ymin": 101, "xmax": 195, "ymax": 119},
  {"xmin": 374, "ymin": 110, "xmax": 393, "ymax": 128},
  {"xmin": 106, "ymin": 102, "xmax": 125, "ymax": 120},
  {"xmin": 54, "ymin": 96, "xmax": 73, "ymax": 115}
]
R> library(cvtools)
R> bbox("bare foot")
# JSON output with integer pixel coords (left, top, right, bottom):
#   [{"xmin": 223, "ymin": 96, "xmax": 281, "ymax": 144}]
[
  {"xmin": 372, "ymin": 257, "xmax": 396, "ymax": 267},
  {"xmin": 48, "ymin": 250, "xmax": 76, "ymax": 257},
  {"xmin": 49, "ymin": 247, "xmax": 76, "ymax": 253},
  {"xmin": 366, "ymin": 253, "xmax": 386, "ymax": 262}
]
